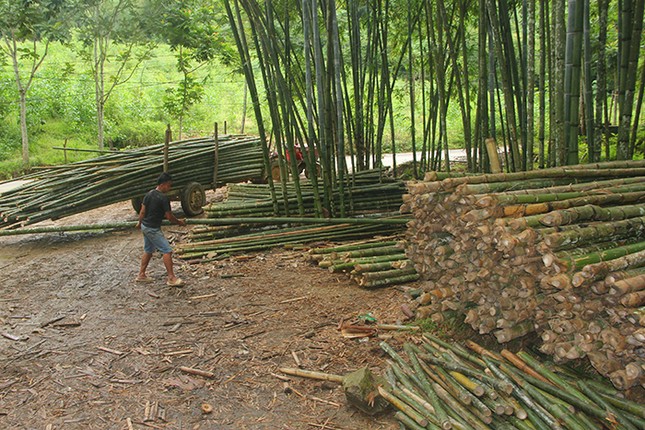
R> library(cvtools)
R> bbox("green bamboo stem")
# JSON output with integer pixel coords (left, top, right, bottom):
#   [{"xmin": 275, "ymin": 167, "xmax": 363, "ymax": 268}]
[
  {"xmin": 423, "ymin": 334, "xmax": 487, "ymax": 368},
  {"xmin": 543, "ymin": 216, "xmax": 645, "ymax": 249},
  {"xmin": 474, "ymin": 177, "xmax": 645, "ymax": 206},
  {"xmin": 186, "ymin": 217, "xmax": 409, "ymax": 226},
  {"xmin": 600, "ymin": 393, "xmax": 645, "ymax": 419},
  {"xmin": 432, "ymin": 383, "xmax": 490, "ymax": 430},
  {"xmin": 353, "ymin": 260, "xmax": 410, "ymax": 273},
  {"xmin": 391, "ymin": 386, "xmax": 442, "ymax": 430},
  {"xmin": 357, "ymin": 267, "xmax": 417, "ymax": 281},
  {"xmin": 339, "ymin": 245, "xmax": 404, "ymax": 258},
  {"xmin": 360, "ymin": 273, "xmax": 420, "ymax": 288},
  {"xmin": 576, "ymin": 381, "xmax": 638, "ymax": 430},
  {"xmin": 440, "ymin": 166, "xmax": 645, "ymax": 190},
  {"xmin": 571, "ymin": 241, "xmax": 645, "ymax": 270},
  {"xmin": 309, "ymin": 239, "xmax": 399, "ymax": 254},
  {"xmin": 326, "ymin": 254, "xmax": 409, "ymax": 272},
  {"xmin": 540, "ymin": 203, "xmax": 645, "ymax": 227},
  {"xmin": 177, "ymin": 223, "xmax": 403, "ymax": 258},
  {"xmin": 0, "ymin": 221, "xmax": 137, "ymax": 236},
  {"xmin": 394, "ymin": 411, "xmax": 431, "ymax": 430},
  {"xmin": 573, "ymin": 248, "xmax": 645, "ymax": 287},
  {"xmin": 515, "ymin": 352, "xmax": 594, "ymax": 407},
  {"xmin": 502, "ymin": 364, "xmax": 604, "ymax": 420},
  {"xmin": 377, "ymin": 386, "xmax": 429, "ymax": 428},
  {"xmin": 482, "ymin": 358, "xmax": 562, "ymax": 430},
  {"xmin": 399, "ymin": 345, "xmax": 451, "ymax": 430},
  {"xmin": 419, "ymin": 352, "xmax": 513, "ymax": 395}
]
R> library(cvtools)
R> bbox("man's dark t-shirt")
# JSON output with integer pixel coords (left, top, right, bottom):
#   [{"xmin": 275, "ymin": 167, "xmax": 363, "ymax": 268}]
[{"xmin": 142, "ymin": 189, "xmax": 171, "ymax": 228}]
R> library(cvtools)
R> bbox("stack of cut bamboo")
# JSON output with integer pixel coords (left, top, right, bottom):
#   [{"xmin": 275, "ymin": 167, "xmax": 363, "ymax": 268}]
[
  {"xmin": 205, "ymin": 169, "xmax": 406, "ymax": 218},
  {"xmin": 402, "ymin": 161, "xmax": 645, "ymax": 389},
  {"xmin": 0, "ymin": 135, "xmax": 264, "ymax": 229},
  {"xmin": 177, "ymin": 217, "xmax": 406, "ymax": 262},
  {"xmin": 308, "ymin": 238, "xmax": 419, "ymax": 288},
  {"xmin": 382, "ymin": 335, "xmax": 645, "ymax": 429},
  {"xmin": 175, "ymin": 169, "xmax": 409, "ymax": 260}
]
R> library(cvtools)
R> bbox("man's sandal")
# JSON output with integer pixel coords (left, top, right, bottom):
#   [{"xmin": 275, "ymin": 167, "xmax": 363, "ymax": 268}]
[{"xmin": 166, "ymin": 278, "xmax": 185, "ymax": 287}]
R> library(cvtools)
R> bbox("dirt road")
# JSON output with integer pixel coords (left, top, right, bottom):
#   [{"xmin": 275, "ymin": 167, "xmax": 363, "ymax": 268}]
[{"xmin": 0, "ymin": 201, "xmax": 407, "ymax": 429}]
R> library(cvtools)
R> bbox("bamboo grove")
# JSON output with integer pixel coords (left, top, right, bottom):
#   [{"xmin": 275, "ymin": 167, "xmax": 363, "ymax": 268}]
[{"xmin": 224, "ymin": 0, "xmax": 645, "ymax": 184}]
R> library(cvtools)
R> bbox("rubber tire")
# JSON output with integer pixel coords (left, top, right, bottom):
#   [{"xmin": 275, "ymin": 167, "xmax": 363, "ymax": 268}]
[
  {"xmin": 180, "ymin": 182, "xmax": 206, "ymax": 216},
  {"xmin": 131, "ymin": 196, "xmax": 143, "ymax": 214},
  {"xmin": 304, "ymin": 162, "xmax": 321, "ymax": 179},
  {"xmin": 270, "ymin": 160, "xmax": 282, "ymax": 181}
]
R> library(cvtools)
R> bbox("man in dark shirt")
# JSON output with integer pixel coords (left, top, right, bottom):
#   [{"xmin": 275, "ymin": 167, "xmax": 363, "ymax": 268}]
[{"xmin": 136, "ymin": 172, "xmax": 187, "ymax": 286}]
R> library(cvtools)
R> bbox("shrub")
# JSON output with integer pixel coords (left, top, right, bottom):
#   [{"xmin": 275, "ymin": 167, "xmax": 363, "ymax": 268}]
[{"xmin": 106, "ymin": 119, "xmax": 166, "ymax": 149}]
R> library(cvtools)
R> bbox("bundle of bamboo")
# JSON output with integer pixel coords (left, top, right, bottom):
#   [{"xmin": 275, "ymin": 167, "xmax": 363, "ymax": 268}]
[
  {"xmin": 402, "ymin": 161, "xmax": 645, "ymax": 389},
  {"xmin": 177, "ymin": 217, "xmax": 408, "ymax": 262},
  {"xmin": 381, "ymin": 335, "xmax": 645, "ymax": 429},
  {"xmin": 0, "ymin": 135, "xmax": 264, "ymax": 229},
  {"xmin": 205, "ymin": 169, "xmax": 406, "ymax": 219},
  {"xmin": 174, "ymin": 169, "xmax": 410, "ymax": 260},
  {"xmin": 308, "ymin": 238, "xmax": 419, "ymax": 288}
]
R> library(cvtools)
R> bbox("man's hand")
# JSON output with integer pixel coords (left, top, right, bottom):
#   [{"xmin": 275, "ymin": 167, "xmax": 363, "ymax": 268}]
[
  {"xmin": 136, "ymin": 221, "xmax": 142, "ymax": 230},
  {"xmin": 177, "ymin": 218, "xmax": 187, "ymax": 227}
]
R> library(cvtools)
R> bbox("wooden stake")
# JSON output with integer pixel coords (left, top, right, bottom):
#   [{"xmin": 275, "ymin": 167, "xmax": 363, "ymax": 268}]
[{"xmin": 213, "ymin": 122, "xmax": 219, "ymax": 188}]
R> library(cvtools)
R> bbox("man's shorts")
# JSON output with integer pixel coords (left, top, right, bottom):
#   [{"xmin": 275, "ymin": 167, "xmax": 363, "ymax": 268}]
[{"xmin": 141, "ymin": 224, "xmax": 173, "ymax": 254}]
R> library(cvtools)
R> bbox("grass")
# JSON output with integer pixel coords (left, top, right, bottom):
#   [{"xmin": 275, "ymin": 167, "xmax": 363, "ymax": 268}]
[{"xmin": 0, "ymin": 38, "xmax": 475, "ymax": 180}]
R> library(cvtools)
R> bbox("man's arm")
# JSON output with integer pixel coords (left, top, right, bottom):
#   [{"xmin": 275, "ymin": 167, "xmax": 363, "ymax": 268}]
[
  {"xmin": 165, "ymin": 211, "xmax": 187, "ymax": 226},
  {"xmin": 136, "ymin": 205, "xmax": 146, "ymax": 229}
]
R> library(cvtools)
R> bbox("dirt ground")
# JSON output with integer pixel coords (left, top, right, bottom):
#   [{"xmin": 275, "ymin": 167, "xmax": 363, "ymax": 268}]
[{"xmin": 0, "ymin": 199, "xmax": 415, "ymax": 430}]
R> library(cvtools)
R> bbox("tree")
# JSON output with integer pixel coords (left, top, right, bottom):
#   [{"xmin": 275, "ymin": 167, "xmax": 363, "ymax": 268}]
[
  {"xmin": 151, "ymin": 0, "xmax": 232, "ymax": 139},
  {"xmin": 76, "ymin": 0, "xmax": 155, "ymax": 150},
  {"xmin": 0, "ymin": 0, "xmax": 75, "ymax": 167}
]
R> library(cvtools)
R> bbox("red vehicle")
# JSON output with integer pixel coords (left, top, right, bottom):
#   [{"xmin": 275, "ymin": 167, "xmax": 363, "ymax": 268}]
[{"xmin": 269, "ymin": 144, "xmax": 320, "ymax": 181}]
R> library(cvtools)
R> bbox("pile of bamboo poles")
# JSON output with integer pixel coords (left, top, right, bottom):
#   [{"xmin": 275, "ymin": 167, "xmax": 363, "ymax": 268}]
[
  {"xmin": 175, "ymin": 169, "xmax": 409, "ymax": 260},
  {"xmin": 381, "ymin": 335, "xmax": 645, "ymax": 430},
  {"xmin": 205, "ymin": 169, "xmax": 406, "ymax": 218},
  {"xmin": 308, "ymin": 238, "xmax": 419, "ymax": 288},
  {"xmin": 402, "ymin": 160, "xmax": 645, "ymax": 389},
  {"xmin": 177, "ymin": 216, "xmax": 408, "ymax": 262},
  {"xmin": 0, "ymin": 135, "xmax": 264, "ymax": 229}
]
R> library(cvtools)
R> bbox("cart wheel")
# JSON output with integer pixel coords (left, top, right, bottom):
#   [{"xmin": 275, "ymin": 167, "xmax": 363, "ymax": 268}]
[
  {"xmin": 305, "ymin": 162, "xmax": 321, "ymax": 179},
  {"xmin": 270, "ymin": 159, "xmax": 282, "ymax": 181},
  {"xmin": 131, "ymin": 196, "xmax": 143, "ymax": 214},
  {"xmin": 180, "ymin": 182, "xmax": 206, "ymax": 216}
]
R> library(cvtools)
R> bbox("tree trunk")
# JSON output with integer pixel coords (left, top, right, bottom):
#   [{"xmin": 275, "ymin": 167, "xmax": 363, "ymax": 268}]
[
  {"xmin": 19, "ymin": 89, "xmax": 29, "ymax": 167},
  {"xmin": 407, "ymin": 0, "xmax": 417, "ymax": 179},
  {"xmin": 538, "ymin": 0, "xmax": 547, "ymax": 168},
  {"xmin": 563, "ymin": 0, "xmax": 584, "ymax": 165},
  {"xmin": 553, "ymin": 0, "xmax": 566, "ymax": 165},
  {"xmin": 526, "ymin": 0, "xmax": 535, "ymax": 170},
  {"xmin": 582, "ymin": 0, "xmax": 595, "ymax": 162},
  {"xmin": 595, "ymin": 0, "xmax": 609, "ymax": 162},
  {"xmin": 486, "ymin": 0, "xmax": 522, "ymax": 171},
  {"xmin": 96, "ymin": 101, "xmax": 105, "ymax": 151},
  {"xmin": 617, "ymin": 0, "xmax": 645, "ymax": 159}
]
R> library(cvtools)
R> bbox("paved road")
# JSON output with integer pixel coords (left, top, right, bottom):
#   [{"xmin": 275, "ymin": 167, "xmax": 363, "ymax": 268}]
[
  {"xmin": 0, "ymin": 179, "xmax": 30, "ymax": 194},
  {"xmin": 346, "ymin": 149, "xmax": 468, "ymax": 172}
]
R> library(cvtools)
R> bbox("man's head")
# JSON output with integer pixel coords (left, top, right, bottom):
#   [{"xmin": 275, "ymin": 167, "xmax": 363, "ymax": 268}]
[{"xmin": 156, "ymin": 172, "xmax": 173, "ymax": 192}]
